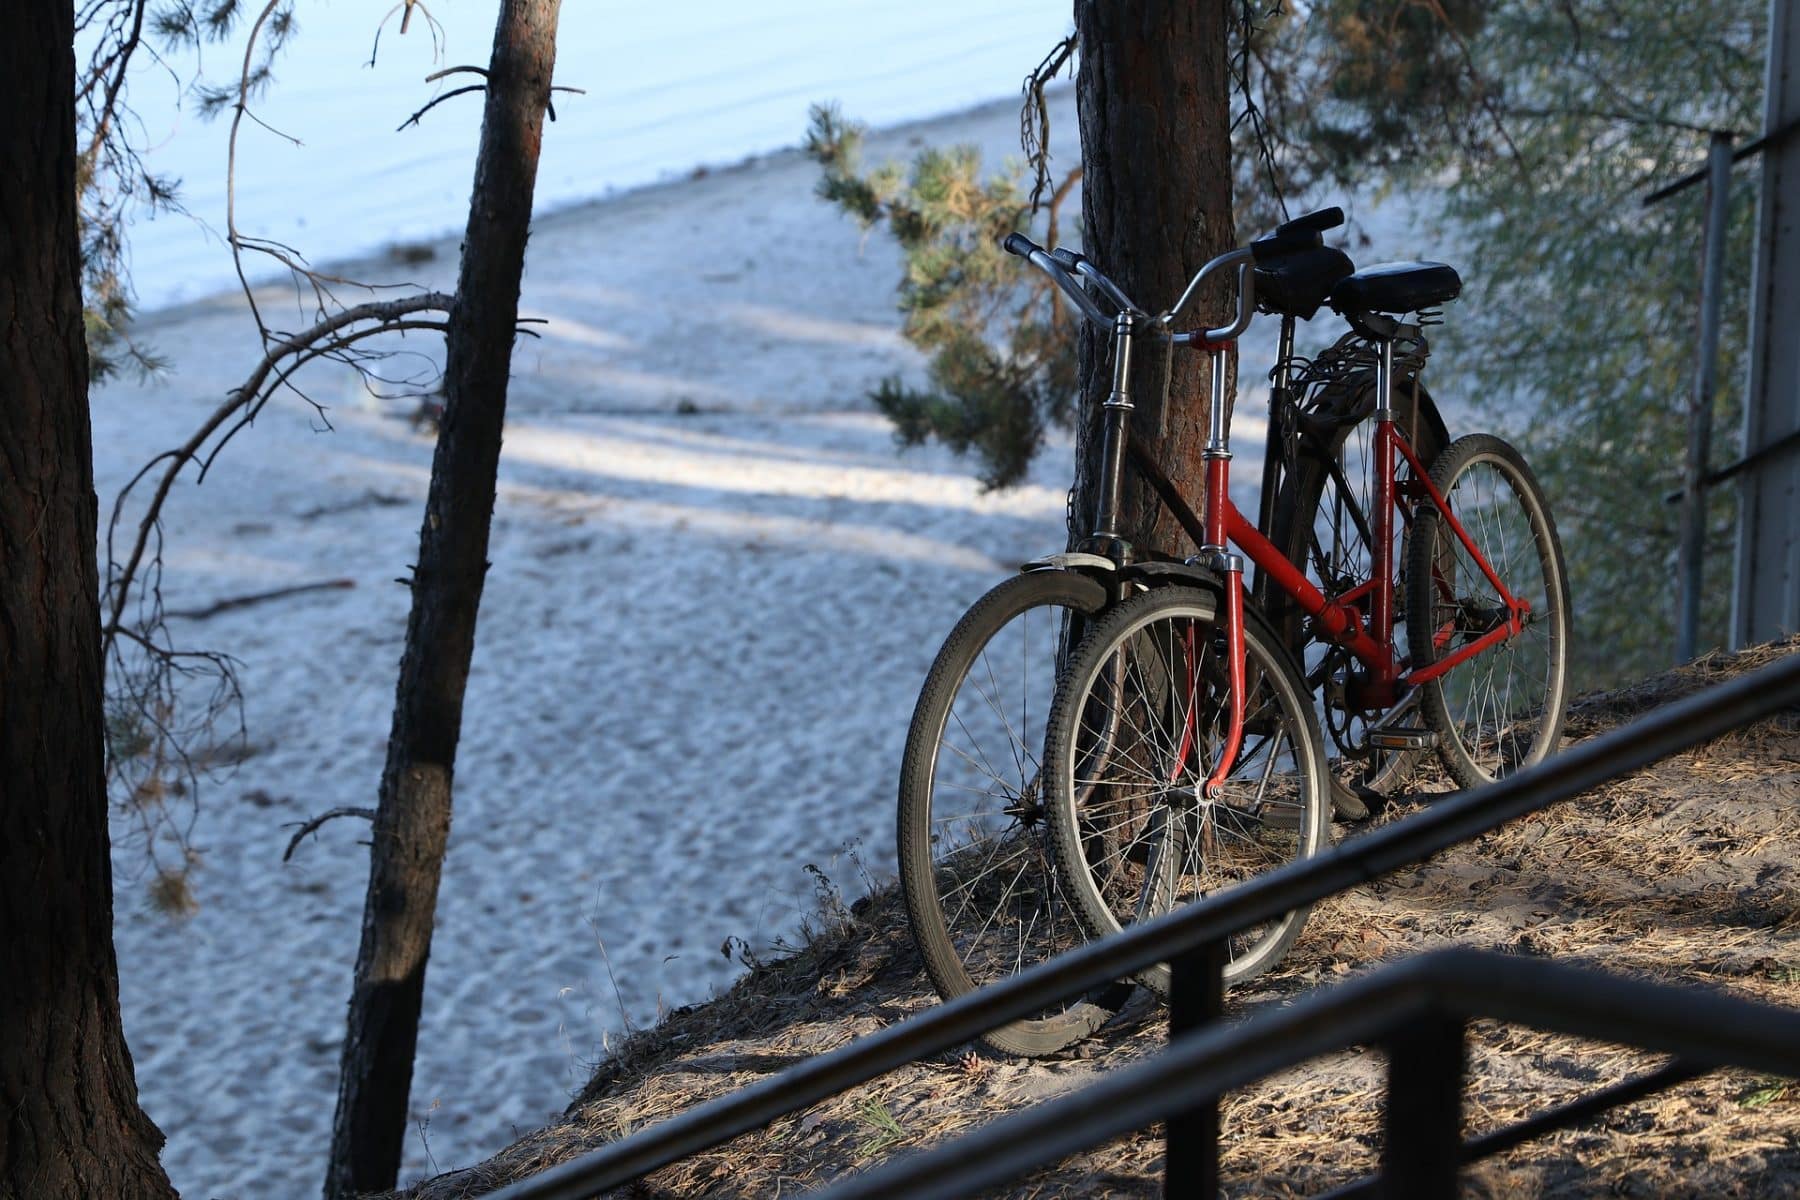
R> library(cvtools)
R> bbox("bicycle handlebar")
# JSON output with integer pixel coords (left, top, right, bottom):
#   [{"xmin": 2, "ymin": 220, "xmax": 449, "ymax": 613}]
[
  {"xmin": 1163, "ymin": 248, "xmax": 1255, "ymax": 342},
  {"xmin": 1060, "ymin": 250, "xmax": 1142, "ymax": 316},
  {"xmin": 1002, "ymin": 233, "xmax": 1256, "ymax": 346},
  {"xmin": 1002, "ymin": 233, "xmax": 1118, "ymax": 327}
]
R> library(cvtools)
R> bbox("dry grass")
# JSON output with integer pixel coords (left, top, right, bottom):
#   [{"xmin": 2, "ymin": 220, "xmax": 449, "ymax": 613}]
[{"xmin": 391, "ymin": 637, "xmax": 1800, "ymax": 1199}]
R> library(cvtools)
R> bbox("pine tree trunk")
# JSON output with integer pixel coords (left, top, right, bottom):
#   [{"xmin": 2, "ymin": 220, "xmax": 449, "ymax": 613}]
[
  {"xmin": 0, "ymin": 3, "xmax": 176, "ymax": 1197},
  {"xmin": 1069, "ymin": 0, "xmax": 1234, "ymax": 556},
  {"xmin": 325, "ymin": 3, "xmax": 562, "ymax": 1195}
]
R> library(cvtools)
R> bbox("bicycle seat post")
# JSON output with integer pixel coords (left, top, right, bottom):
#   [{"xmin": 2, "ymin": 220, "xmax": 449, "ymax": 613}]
[
  {"xmin": 1374, "ymin": 334, "xmax": 1396, "ymax": 423},
  {"xmin": 1367, "ymin": 329, "xmax": 1401, "ymax": 651}
]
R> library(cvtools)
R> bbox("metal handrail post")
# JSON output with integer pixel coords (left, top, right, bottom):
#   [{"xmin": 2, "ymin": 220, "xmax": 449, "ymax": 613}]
[
  {"xmin": 1381, "ymin": 1012, "xmax": 1467, "ymax": 1198},
  {"xmin": 1677, "ymin": 131, "xmax": 1736, "ymax": 662},
  {"xmin": 1164, "ymin": 937, "xmax": 1226, "ymax": 1198}
]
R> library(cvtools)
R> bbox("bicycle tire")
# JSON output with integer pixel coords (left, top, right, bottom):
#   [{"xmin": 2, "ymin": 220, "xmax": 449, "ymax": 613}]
[
  {"xmin": 1266, "ymin": 383, "xmax": 1447, "ymax": 814},
  {"xmin": 1042, "ymin": 585, "xmax": 1330, "ymax": 996},
  {"xmin": 896, "ymin": 568, "xmax": 1118, "ymax": 1056},
  {"xmin": 1407, "ymin": 434, "xmax": 1571, "ymax": 787}
]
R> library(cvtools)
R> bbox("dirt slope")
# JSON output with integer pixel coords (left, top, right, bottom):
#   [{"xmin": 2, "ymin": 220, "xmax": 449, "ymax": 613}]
[{"xmin": 393, "ymin": 638, "xmax": 1800, "ymax": 1199}]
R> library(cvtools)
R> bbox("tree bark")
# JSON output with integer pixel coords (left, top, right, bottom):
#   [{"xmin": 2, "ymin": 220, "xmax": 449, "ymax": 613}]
[
  {"xmin": 0, "ymin": 2, "xmax": 176, "ymax": 1196},
  {"xmin": 1070, "ymin": 1, "xmax": 1235, "ymax": 556},
  {"xmin": 325, "ymin": 3, "xmax": 562, "ymax": 1195}
]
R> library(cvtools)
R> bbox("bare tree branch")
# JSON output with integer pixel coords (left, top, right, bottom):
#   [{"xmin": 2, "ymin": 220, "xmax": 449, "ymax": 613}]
[
  {"xmin": 103, "ymin": 291, "xmax": 454, "ymax": 652},
  {"xmin": 165, "ymin": 579, "xmax": 356, "ymax": 621},
  {"xmin": 1417, "ymin": 0, "xmax": 1530, "ymax": 178},
  {"xmin": 424, "ymin": 64, "xmax": 489, "ymax": 83},
  {"xmin": 398, "ymin": 84, "xmax": 485, "ymax": 130},
  {"xmin": 283, "ymin": 808, "xmax": 377, "ymax": 862},
  {"xmin": 78, "ymin": 0, "xmax": 146, "ymax": 153},
  {"xmin": 369, "ymin": 0, "xmax": 445, "ymax": 67},
  {"xmin": 400, "ymin": 68, "xmax": 582, "ymax": 130},
  {"xmin": 81, "ymin": 1, "xmax": 466, "ymax": 903},
  {"xmin": 225, "ymin": 0, "xmax": 291, "ymax": 337},
  {"xmin": 197, "ymin": 318, "xmax": 451, "ymax": 475}
]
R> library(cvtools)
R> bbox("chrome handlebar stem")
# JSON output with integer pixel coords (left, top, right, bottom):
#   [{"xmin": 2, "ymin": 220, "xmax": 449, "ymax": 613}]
[{"xmin": 1163, "ymin": 248, "xmax": 1256, "ymax": 344}]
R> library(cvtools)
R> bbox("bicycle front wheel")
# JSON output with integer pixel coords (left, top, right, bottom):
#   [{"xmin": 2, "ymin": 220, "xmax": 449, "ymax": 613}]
[
  {"xmin": 1407, "ymin": 434, "xmax": 1570, "ymax": 787},
  {"xmin": 1043, "ymin": 585, "xmax": 1330, "ymax": 995},
  {"xmin": 897, "ymin": 568, "xmax": 1117, "ymax": 1056}
]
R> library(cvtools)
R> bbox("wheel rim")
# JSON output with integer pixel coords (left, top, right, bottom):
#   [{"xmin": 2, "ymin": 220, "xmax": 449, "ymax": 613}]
[
  {"xmin": 1055, "ymin": 596, "xmax": 1325, "ymax": 989},
  {"xmin": 912, "ymin": 588, "xmax": 1104, "ymax": 1038},
  {"xmin": 1421, "ymin": 454, "xmax": 1564, "ymax": 779}
]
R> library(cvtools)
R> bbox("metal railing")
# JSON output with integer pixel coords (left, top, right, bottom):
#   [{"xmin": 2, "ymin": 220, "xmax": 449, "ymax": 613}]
[
  {"xmin": 488, "ymin": 650, "xmax": 1800, "ymax": 1200},
  {"xmin": 1645, "ymin": 114, "xmax": 1800, "ymax": 662},
  {"xmin": 812, "ymin": 948, "xmax": 1800, "ymax": 1200}
]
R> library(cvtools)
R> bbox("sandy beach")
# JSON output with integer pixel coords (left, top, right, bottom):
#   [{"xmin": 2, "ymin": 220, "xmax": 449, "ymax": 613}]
[
  {"xmin": 102, "ymin": 90, "xmax": 1089, "ymax": 1197},
  {"xmin": 96, "ymin": 64, "xmax": 1464, "ymax": 1191}
]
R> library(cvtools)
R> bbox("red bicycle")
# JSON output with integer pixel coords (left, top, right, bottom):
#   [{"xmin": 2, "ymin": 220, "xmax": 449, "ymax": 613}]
[
  {"xmin": 894, "ymin": 207, "xmax": 1569, "ymax": 1054},
  {"xmin": 1027, "ymin": 215, "xmax": 1571, "ymax": 994}
]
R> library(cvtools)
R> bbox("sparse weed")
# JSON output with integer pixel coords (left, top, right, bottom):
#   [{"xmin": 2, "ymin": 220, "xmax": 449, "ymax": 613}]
[
  {"xmin": 720, "ymin": 934, "xmax": 770, "ymax": 973},
  {"xmin": 852, "ymin": 1098, "xmax": 906, "ymax": 1158},
  {"xmin": 802, "ymin": 862, "xmax": 852, "ymax": 941},
  {"xmin": 1738, "ymin": 1079, "xmax": 1793, "ymax": 1110},
  {"xmin": 722, "ymin": 840, "xmax": 887, "ymax": 974},
  {"xmin": 415, "ymin": 1098, "xmax": 442, "ymax": 1176}
]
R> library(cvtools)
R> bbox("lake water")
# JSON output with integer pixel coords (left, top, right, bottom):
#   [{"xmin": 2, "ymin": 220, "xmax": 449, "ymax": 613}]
[{"xmin": 116, "ymin": 0, "xmax": 1075, "ymax": 310}]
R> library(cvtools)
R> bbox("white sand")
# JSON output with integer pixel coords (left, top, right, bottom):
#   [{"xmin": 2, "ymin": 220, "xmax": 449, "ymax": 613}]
[
  {"xmin": 100, "ymin": 80, "xmax": 1455, "ymax": 1195},
  {"xmin": 103, "ymin": 92, "xmax": 1084, "ymax": 1198}
]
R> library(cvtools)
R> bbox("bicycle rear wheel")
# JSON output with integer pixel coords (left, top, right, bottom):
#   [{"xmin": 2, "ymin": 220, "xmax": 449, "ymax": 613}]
[
  {"xmin": 1267, "ymin": 383, "xmax": 1446, "ymax": 815},
  {"xmin": 897, "ymin": 569, "xmax": 1118, "ymax": 1056},
  {"xmin": 1042, "ymin": 585, "xmax": 1329, "ymax": 995},
  {"xmin": 1407, "ymin": 434, "xmax": 1570, "ymax": 787}
]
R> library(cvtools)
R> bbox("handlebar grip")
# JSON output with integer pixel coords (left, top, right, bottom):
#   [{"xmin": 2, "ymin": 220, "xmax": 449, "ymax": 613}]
[
  {"xmin": 1002, "ymin": 232, "xmax": 1042, "ymax": 258},
  {"xmin": 1281, "ymin": 206, "xmax": 1344, "ymax": 235},
  {"xmin": 1050, "ymin": 247, "xmax": 1085, "ymax": 269},
  {"xmin": 1250, "ymin": 205, "xmax": 1349, "ymax": 263}
]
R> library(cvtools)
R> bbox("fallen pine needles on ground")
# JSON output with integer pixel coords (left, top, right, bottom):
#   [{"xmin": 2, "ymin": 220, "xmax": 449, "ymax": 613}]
[{"xmin": 391, "ymin": 636, "xmax": 1800, "ymax": 1199}]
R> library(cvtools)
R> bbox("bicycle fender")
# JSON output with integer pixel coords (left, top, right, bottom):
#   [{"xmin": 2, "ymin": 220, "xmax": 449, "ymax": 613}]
[
  {"xmin": 1022, "ymin": 551, "xmax": 1118, "ymax": 575},
  {"xmin": 1008, "ymin": 559, "xmax": 1113, "ymax": 610},
  {"xmin": 1118, "ymin": 559, "xmax": 1228, "ymax": 598},
  {"xmin": 1297, "ymin": 375, "xmax": 1451, "ymax": 460}
]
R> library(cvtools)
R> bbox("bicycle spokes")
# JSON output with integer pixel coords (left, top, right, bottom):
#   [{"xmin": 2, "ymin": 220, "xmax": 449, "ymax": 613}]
[{"xmin": 1407, "ymin": 435, "xmax": 1569, "ymax": 786}]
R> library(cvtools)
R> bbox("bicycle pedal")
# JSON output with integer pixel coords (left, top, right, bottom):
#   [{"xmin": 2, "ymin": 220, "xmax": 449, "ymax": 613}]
[
  {"xmin": 1367, "ymin": 726, "xmax": 1439, "ymax": 751},
  {"xmin": 1258, "ymin": 805, "xmax": 1304, "ymax": 830}
]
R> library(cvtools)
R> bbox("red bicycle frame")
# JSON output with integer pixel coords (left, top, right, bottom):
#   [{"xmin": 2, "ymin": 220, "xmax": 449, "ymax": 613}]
[
  {"xmin": 1196, "ymin": 354, "xmax": 1532, "ymax": 795},
  {"xmin": 1003, "ymin": 231, "xmax": 1532, "ymax": 797}
]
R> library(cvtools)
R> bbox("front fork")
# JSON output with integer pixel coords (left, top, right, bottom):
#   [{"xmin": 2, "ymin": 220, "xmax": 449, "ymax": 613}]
[
  {"xmin": 1196, "ymin": 346, "xmax": 1246, "ymax": 800},
  {"xmin": 1201, "ymin": 551, "xmax": 1247, "ymax": 798}
]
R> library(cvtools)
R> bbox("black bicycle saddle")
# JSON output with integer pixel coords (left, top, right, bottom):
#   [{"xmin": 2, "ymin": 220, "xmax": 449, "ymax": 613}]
[{"xmin": 1331, "ymin": 261, "xmax": 1462, "ymax": 315}]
